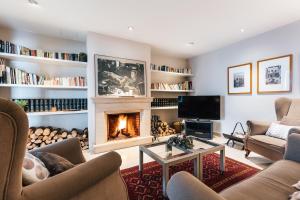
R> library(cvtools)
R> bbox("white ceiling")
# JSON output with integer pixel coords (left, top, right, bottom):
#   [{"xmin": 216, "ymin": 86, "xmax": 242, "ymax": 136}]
[{"xmin": 0, "ymin": 0, "xmax": 300, "ymax": 58}]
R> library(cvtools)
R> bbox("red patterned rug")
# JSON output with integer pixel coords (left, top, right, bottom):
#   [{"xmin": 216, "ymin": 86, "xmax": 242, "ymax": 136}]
[{"xmin": 121, "ymin": 154, "xmax": 260, "ymax": 200}]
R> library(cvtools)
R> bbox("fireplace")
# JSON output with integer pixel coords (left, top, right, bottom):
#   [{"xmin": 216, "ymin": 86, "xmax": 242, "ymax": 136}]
[{"xmin": 107, "ymin": 112, "xmax": 140, "ymax": 141}]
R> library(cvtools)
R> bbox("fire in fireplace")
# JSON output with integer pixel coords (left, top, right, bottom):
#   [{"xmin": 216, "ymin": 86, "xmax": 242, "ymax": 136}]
[{"xmin": 107, "ymin": 112, "xmax": 140, "ymax": 140}]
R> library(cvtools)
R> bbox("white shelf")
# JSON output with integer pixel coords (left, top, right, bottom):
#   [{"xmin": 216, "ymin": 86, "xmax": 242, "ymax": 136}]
[
  {"xmin": 0, "ymin": 84, "xmax": 87, "ymax": 90},
  {"xmin": 151, "ymin": 70, "xmax": 193, "ymax": 77},
  {"xmin": 151, "ymin": 89, "xmax": 194, "ymax": 93},
  {"xmin": 27, "ymin": 110, "xmax": 88, "ymax": 116},
  {"xmin": 151, "ymin": 106, "xmax": 178, "ymax": 110},
  {"xmin": 0, "ymin": 52, "xmax": 87, "ymax": 68}
]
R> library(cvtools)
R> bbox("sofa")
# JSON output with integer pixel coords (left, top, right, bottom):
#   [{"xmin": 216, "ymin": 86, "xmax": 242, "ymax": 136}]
[
  {"xmin": 167, "ymin": 133, "xmax": 300, "ymax": 200},
  {"xmin": 0, "ymin": 98, "xmax": 129, "ymax": 200},
  {"xmin": 245, "ymin": 97, "xmax": 300, "ymax": 161}
]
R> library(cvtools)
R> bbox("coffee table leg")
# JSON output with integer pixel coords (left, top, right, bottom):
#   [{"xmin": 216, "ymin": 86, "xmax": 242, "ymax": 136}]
[
  {"xmin": 194, "ymin": 157, "xmax": 200, "ymax": 179},
  {"xmin": 162, "ymin": 165, "xmax": 169, "ymax": 197},
  {"xmin": 220, "ymin": 148, "xmax": 225, "ymax": 174},
  {"xmin": 199, "ymin": 155, "xmax": 203, "ymax": 180},
  {"xmin": 139, "ymin": 149, "xmax": 143, "ymax": 176}
]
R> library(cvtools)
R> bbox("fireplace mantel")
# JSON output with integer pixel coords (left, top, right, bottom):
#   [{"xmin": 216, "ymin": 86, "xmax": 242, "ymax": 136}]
[{"xmin": 92, "ymin": 97, "xmax": 153, "ymax": 104}]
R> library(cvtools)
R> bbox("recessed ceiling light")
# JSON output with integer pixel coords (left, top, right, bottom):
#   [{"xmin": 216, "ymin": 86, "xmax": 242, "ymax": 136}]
[
  {"xmin": 186, "ymin": 42, "xmax": 195, "ymax": 46},
  {"xmin": 28, "ymin": 0, "xmax": 39, "ymax": 6},
  {"xmin": 240, "ymin": 28, "xmax": 245, "ymax": 33},
  {"xmin": 128, "ymin": 26, "xmax": 134, "ymax": 31}
]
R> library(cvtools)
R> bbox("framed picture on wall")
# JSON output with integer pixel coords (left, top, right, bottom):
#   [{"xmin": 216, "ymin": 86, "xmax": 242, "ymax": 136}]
[
  {"xmin": 227, "ymin": 63, "xmax": 252, "ymax": 94},
  {"xmin": 94, "ymin": 54, "xmax": 147, "ymax": 97},
  {"xmin": 257, "ymin": 54, "xmax": 292, "ymax": 94}
]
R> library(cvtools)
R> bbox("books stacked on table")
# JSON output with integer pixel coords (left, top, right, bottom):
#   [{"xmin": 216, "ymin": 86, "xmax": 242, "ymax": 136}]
[
  {"xmin": 0, "ymin": 39, "xmax": 87, "ymax": 62},
  {"xmin": 151, "ymin": 98, "xmax": 178, "ymax": 107},
  {"xmin": 151, "ymin": 81, "xmax": 192, "ymax": 91},
  {"xmin": 150, "ymin": 63, "xmax": 192, "ymax": 74},
  {"xmin": 0, "ymin": 64, "xmax": 86, "ymax": 87},
  {"xmin": 13, "ymin": 98, "xmax": 88, "ymax": 113}
]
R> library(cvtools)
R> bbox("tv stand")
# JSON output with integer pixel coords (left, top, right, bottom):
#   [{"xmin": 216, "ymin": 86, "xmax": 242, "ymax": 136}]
[{"xmin": 185, "ymin": 120, "xmax": 213, "ymax": 139}]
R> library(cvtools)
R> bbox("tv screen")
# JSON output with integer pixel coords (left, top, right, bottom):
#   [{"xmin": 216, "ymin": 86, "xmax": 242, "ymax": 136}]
[{"xmin": 178, "ymin": 96, "xmax": 221, "ymax": 120}]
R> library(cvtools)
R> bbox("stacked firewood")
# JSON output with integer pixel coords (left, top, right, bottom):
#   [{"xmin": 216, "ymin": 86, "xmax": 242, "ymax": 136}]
[
  {"xmin": 27, "ymin": 127, "xmax": 89, "ymax": 150},
  {"xmin": 151, "ymin": 115, "xmax": 176, "ymax": 137}
]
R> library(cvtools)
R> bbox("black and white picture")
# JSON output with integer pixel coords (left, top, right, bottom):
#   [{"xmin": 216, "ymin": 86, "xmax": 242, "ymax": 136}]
[
  {"xmin": 258, "ymin": 55, "xmax": 292, "ymax": 93},
  {"xmin": 265, "ymin": 65, "xmax": 281, "ymax": 85},
  {"xmin": 95, "ymin": 55, "xmax": 146, "ymax": 96},
  {"xmin": 233, "ymin": 72, "xmax": 245, "ymax": 88},
  {"xmin": 228, "ymin": 63, "xmax": 252, "ymax": 94}
]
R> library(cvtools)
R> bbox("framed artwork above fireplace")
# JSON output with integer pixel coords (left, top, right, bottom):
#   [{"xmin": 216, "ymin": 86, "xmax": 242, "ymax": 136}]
[{"xmin": 95, "ymin": 54, "xmax": 147, "ymax": 97}]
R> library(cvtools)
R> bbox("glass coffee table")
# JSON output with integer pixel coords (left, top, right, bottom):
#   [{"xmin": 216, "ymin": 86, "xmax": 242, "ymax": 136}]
[{"xmin": 139, "ymin": 137, "xmax": 225, "ymax": 197}]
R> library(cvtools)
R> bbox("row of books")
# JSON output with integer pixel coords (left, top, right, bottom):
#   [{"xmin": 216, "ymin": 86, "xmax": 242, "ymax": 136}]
[
  {"xmin": 0, "ymin": 39, "xmax": 87, "ymax": 62},
  {"xmin": 150, "ymin": 64, "xmax": 192, "ymax": 74},
  {"xmin": 0, "ymin": 64, "xmax": 86, "ymax": 87},
  {"xmin": 13, "ymin": 98, "xmax": 88, "ymax": 113},
  {"xmin": 151, "ymin": 98, "xmax": 178, "ymax": 107},
  {"xmin": 151, "ymin": 81, "xmax": 193, "ymax": 91}
]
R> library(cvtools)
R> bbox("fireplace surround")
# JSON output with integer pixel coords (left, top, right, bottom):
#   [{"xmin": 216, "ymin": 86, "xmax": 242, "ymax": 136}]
[{"xmin": 92, "ymin": 97, "xmax": 152, "ymax": 153}]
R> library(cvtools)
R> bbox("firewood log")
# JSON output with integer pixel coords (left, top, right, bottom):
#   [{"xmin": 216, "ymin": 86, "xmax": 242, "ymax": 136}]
[
  {"xmin": 45, "ymin": 140, "xmax": 52, "ymax": 144},
  {"xmin": 57, "ymin": 138, "xmax": 63, "ymax": 142},
  {"xmin": 53, "ymin": 135, "xmax": 58, "ymax": 140},
  {"xmin": 42, "ymin": 136, "xmax": 49, "ymax": 141},
  {"xmin": 40, "ymin": 142, "xmax": 46, "ymax": 147},
  {"xmin": 67, "ymin": 134, "xmax": 73, "ymax": 139},
  {"xmin": 43, "ymin": 128, "xmax": 51, "ymax": 136},
  {"xmin": 34, "ymin": 128, "xmax": 43, "ymax": 136},
  {"xmin": 34, "ymin": 139, "xmax": 42, "ymax": 144},
  {"xmin": 61, "ymin": 131, "xmax": 68, "ymax": 138},
  {"xmin": 71, "ymin": 130, "xmax": 78, "ymax": 138}
]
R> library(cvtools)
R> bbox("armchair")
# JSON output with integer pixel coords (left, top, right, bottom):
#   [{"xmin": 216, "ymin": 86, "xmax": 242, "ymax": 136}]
[
  {"xmin": 0, "ymin": 98, "xmax": 128, "ymax": 200},
  {"xmin": 245, "ymin": 97, "xmax": 300, "ymax": 161}
]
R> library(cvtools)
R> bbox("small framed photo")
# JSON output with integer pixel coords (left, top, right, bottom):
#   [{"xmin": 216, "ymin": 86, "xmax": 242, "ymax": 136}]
[
  {"xmin": 228, "ymin": 63, "xmax": 252, "ymax": 94},
  {"xmin": 257, "ymin": 54, "xmax": 292, "ymax": 94}
]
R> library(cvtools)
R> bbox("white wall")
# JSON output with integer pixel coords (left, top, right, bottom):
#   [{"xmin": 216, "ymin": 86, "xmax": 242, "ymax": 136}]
[
  {"xmin": 0, "ymin": 27, "xmax": 87, "ymax": 130},
  {"xmin": 190, "ymin": 20, "xmax": 300, "ymax": 134},
  {"xmin": 86, "ymin": 32, "xmax": 151, "ymax": 148}
]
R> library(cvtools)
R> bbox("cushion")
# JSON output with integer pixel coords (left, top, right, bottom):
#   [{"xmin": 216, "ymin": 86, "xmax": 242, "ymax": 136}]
[
  {"xmin": 22, "ymin": 152, "xmax": 50, "ymax": 186},
  {"xmin": 33, "ymin": 152, "xmax": 75, "ymax": 176},
  {"xmin": 281, "ymin": 116, "xmax": 300, "ymax": 126},
  {"xmin": 266, "ymin": 122, "xmax": 299, "ymax": 140},
  {"xmin": 248, "ymin": 135, "xmax": 286, "ymax": 153}
]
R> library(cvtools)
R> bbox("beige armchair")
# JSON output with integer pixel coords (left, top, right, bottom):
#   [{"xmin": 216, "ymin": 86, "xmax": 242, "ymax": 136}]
[
  {"xmin": 0, "ymin": 98, "xmax": 129, "ymax": 200},
  {"xmin": 245, "ymin": 97, "xmax": 300, "ymax": 161}
]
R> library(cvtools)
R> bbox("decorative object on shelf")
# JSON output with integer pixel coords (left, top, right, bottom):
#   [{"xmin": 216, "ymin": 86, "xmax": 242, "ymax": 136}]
[
  {"xmin": 0, "ymin": 39, "xmax": 87, "ymax": 62},
  {"xmin": 151, "ymin": 81, "xmax": 192, "ymax": 91},
  {"xmin": 13, "ymin": 98, "xmax": 87, "ymax": 113},
  {"xmin": 150, "ymin": 63, "xmax": 192, "ymax": 74},
  {"xmin": 223, "ymin": 122, "xmax": 246, "ymax": 149},
  {"xmin": 257, "ymin": 54, "xmax": 292, "ymax": 93},
  {"xmin": 151, "ymin": 98, "xmax": 178, "ymax": 107},
  {"xmin": 27, "ymin": 127, "xmax": 89, "ymax": 150},
  {"xmin": 151, "ymin": 115, "xmax": 176, "ymax": 141},
  {"xmin": 14, "ymin": 99, "xmax": 28, "ymax": 112},
  {"xmin": 95, "ymin": 54, "xmax": 146, "ymax": 97},
  {"xmin": 167, "ymin": 134, "xmax": 194, "ymax": 150},
  {"xmin": 227, "ymin": 63, "xmax": 252, "ymax": 94}
]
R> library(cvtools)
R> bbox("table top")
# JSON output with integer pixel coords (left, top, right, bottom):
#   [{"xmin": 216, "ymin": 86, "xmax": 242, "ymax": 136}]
[{"xmin": 140, "ymin": 136, "xmax": 224, "ymax": 164}]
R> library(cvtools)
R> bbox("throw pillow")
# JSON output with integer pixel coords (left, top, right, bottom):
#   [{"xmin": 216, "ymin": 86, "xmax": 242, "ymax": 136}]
[
  {"xmin": 32, "ymin": 152, "xmax": 75, "ymax": 176},
  {"xmin": 22, "ymin": 152, "xmax": 50, "ymax": 186},
  {"xmin": 281, "ymin": 116, "xmax": 300, "ymax": 126},
  {"xmin": 266, "ymin": 123, "xmax": 299, "ymax": 140}
]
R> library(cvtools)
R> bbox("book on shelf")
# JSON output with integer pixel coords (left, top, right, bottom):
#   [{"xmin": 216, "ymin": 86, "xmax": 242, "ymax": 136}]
[
  {"xmin": 0, "ymin": 39, "xmax": 87, "ymax": 62},
  {"xmin": 0, "ymin": 64, "xmax": 86, "ymax": 87},
  {"xmin": 151, "ymin": 81, "xmax": 192, "ymax": 91},
  {"xmin": 150, "ymin": 63, "xmax": 192, "ymax": 74},
  {"xmin": 151, "ymin": 98, "xmax": 178, "ymax": 107}
]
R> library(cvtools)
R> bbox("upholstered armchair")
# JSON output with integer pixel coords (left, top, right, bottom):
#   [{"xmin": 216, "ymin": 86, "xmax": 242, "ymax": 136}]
[
  {"xmin": 245, "ymin": 97, "xmax": 300, "ymax": 161},
  {"xmin": 0, "ymin": 98, "xmax": 128, "ymax": 200}
]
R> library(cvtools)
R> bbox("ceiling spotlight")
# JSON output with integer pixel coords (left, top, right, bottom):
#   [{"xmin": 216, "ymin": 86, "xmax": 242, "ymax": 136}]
[
  {"xmin": 240, "ymin": 28, "xmax": 245, "ymax": 33},
  {"xmin": 186, "ymin": 42, "xmax": 195, "ymax": 46},
  {"xmin": 28, "ymin": 0, "xmax": 39, "ymax": 6},
  {"xmin": 128, "ymin": 26, "xmax": 134, "ymax": 31}
]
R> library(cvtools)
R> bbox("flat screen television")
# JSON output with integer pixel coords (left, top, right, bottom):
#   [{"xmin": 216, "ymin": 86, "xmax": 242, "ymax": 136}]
[{"xmin": 178, "ymin": 96, "xmax": 221, "ymax": 120}]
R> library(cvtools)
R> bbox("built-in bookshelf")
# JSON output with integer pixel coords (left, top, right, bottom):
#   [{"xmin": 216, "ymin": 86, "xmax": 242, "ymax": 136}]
[
  {"xmin": 151, "ymin": 106, "xmax": 178, "ymax": 110},
  {"xmin": 27, "ymin": 110, "xmax": 88, "ymax": 116},
  {"xmin": 0, "ymin": 84, "xmax": 87, "ymax": 90},
  {"xmin": 151, "ymin": 89, "xmax": 194, "ymax": 93},
  {"xmin": 151, "ymin": 70, "xmax": 193, "ymax": 77}
]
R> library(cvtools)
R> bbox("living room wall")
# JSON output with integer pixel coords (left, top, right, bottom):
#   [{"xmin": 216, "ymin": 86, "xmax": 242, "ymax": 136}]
[{"xmin": 190, "ymin": 20, "xmax": 300, "ymax": 134}]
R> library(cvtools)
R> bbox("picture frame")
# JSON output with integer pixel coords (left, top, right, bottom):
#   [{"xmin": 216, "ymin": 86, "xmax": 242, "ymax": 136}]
[
  {"xmin": 227, "ymin": 63, "xmax": 252, "ymax": 94},
  {"xmin": 257, "ymin": 54, "xmax": 292, "ymax": 94},
  {"xmin": 94, "ymin": 54, "xmax": 147, "ymax": 97}
]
